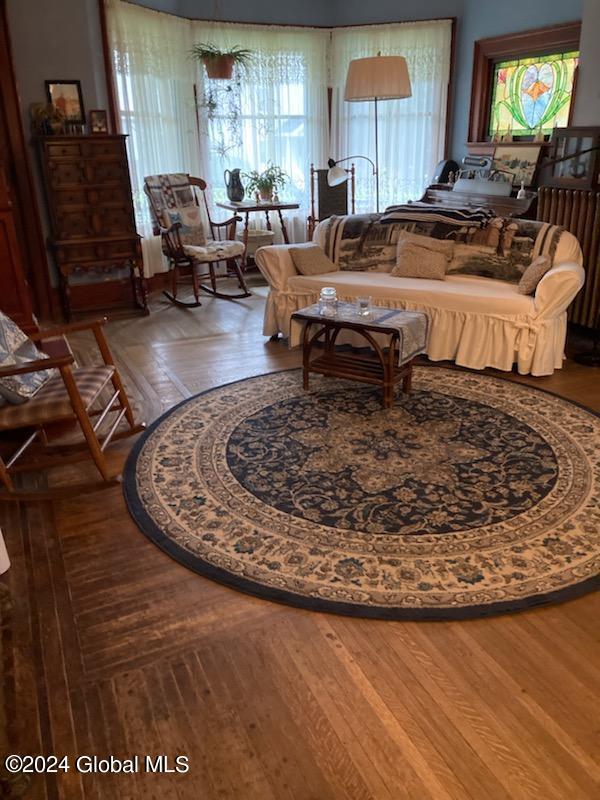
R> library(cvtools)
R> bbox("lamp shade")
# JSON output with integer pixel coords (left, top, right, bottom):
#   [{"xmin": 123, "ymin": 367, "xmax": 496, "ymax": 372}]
[
  {"xmin": 327, "ymin": 165, "xmax": 349, "ymax": 186},
  {"xmin": 344, "ymin": 55, "xmax": 412, "ymax": 102}
]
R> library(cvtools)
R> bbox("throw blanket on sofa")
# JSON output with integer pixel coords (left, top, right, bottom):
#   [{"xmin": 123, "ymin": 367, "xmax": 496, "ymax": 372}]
[
  {"xmin": 380, "ymin": 202, "xmax": 495, "ymax": 228},
  {"xmin": 319, "ymin": 214, "xmax": 564, "ymax": 275}
]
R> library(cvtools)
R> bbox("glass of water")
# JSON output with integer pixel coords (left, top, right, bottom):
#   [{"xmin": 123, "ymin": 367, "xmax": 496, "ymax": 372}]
[{"xmin": 356, "ymin": 296, "xmax": 371, "ymax": 317}]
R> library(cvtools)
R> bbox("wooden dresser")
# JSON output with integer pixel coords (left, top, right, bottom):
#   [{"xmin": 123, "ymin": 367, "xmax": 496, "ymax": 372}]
[{"xmin": 39, "ymin": 134, "xmax": 147, "ymax": 319}]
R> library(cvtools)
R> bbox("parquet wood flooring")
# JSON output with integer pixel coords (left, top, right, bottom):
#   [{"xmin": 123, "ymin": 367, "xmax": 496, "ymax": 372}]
[{"xmin": 1, "ymin": 282, "xmax": 599, "ymax": 799}]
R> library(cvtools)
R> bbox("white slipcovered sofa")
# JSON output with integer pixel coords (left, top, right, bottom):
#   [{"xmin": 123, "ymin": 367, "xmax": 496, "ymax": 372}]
[{"xmin": 255, "ymin": 216, "xmax": 584, "ymax": 376}]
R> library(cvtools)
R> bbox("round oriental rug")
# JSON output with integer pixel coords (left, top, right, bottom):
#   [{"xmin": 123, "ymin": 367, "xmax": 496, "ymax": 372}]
[{"xmin": 124, "ymin": 367, "xmax": 599, "ymax": 620}]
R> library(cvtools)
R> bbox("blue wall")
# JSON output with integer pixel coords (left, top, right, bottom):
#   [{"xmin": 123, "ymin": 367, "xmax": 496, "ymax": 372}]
[{"xmin": 453, "ymin": 0, "xmax": 583, "ymax": 157}]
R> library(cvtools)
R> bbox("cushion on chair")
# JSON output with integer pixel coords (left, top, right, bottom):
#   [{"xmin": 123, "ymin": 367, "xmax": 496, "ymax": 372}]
[
  {"xmin": 0, "ymin": 311, "xmax": 55, "ymax": 404},
  {"xmin": 161, "ymin": 206, "xmax": 207, "ymax": 246},
  {"xmin": 0, "ymin": 366, "xmax": 115, "ymax": 430},
  {"xmin": 183, "ymin": 240, "xmax": 245, "ymax": 262}
]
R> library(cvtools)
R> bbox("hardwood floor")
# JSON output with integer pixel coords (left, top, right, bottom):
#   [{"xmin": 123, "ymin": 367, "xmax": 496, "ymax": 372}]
[{"xmin": 2, "ymin": 281, "xmax": 599, "ymax": 800}]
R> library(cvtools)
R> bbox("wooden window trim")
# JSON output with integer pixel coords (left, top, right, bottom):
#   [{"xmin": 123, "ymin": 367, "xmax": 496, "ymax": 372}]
[{"xmin": 468, "ymin": 20, "xmax": 582, "ymax": 145}]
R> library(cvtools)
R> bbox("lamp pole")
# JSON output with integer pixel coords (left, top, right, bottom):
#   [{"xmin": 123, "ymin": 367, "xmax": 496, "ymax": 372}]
[{"xmin": 374, "ymin": 96, "xmax": 379, "ymax": 213}]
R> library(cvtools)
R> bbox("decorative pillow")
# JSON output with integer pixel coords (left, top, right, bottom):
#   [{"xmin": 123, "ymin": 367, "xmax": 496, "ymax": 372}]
[
  {"xmin": 517, "ymin": 255, "xmax": 552, "ymax": 295},
  {"xmin": 0, "ymin": 311, "xmax": 55, "ymax": 404},
  {"xmin": 396, "ymin": 230, "xmax": 455, "ymax": 262},
  {"xmin": 391, "ymin": 242, "xmax": 447, "ymax": 280},
  {"xmin": 161, "ymin": 206, "xmax": 206, "ymax": 247},
  {"xmin": 289, "ymin": 244, "xmax": 338, "ymax": 276}
]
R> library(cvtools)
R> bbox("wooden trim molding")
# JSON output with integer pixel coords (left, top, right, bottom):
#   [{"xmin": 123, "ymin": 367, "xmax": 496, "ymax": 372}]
[
  {"xmin": 468, "ymin": 21, "xmax": 582, "ymax": 145},
  {"xmin": 98, "ymin": 0, "xmax": 119, "ymax": 133},
  {"xmin": 0, "ymin": 0, "xmax": 54, "ymax": 319}
]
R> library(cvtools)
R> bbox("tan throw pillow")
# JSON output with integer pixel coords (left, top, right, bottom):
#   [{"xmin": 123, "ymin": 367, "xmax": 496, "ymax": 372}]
[
  {"xmin": 517, "ymin": 255, "xmax": 552, "ymax": 295},
  {"xmin": 289, "ymin": 244, "xmax": 338, "ymax": 276},
  {"xmin": 396, "ymin": 230, "xmax": 455, "ymax": 261},
  {"xmin": 391, "ymin": 242, "xmax": 447, "ymax": 280}
]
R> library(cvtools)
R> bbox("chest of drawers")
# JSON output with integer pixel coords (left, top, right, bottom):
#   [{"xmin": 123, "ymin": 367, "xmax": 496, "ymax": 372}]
[{"xmin": 39, "ymin": 135, "xmax": 148, "ymax": 319}]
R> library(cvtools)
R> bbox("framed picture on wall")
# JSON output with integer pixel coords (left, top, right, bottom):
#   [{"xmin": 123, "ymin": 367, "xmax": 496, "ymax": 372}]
[
  {"xmin": 45, "ymin": 80, "xmax": 85, "ymax": 124},
  {"xmin": 89, "ymin": 109, "xmax": 109, "ymax": 134}
]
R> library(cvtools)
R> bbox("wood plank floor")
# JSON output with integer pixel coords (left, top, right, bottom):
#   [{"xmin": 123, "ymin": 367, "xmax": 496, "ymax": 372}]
[{"xmin": 2, "ymin": 281, "xmax": 599, "ymax": 800}]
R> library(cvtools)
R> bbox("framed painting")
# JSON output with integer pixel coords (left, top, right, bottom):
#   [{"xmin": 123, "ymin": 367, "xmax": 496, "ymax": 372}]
[
  {"xmin": 493, "ymin": 145, "xmax": 542, "ymax": 187},
  {"xmin": 45, "ymin": 80, "xmax": 85, "ymax": 124}
]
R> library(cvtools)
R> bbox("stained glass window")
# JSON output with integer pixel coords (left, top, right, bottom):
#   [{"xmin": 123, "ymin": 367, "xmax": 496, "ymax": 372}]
[{"xmin": 488, "ymin": 51, "xmax": 579, "ymax": 138}]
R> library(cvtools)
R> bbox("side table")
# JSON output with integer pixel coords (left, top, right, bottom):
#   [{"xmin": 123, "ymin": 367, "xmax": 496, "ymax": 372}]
[
  {"xmin": 291, "ymin": 303, "xmax": 429, "ymax": 408},
  {"xmin": 217, "ymin": 200, "xmax": 300, "ymax": 267}
]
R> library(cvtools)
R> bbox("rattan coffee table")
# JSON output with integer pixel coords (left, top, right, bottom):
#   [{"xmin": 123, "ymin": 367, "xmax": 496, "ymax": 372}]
[{"xmin": 291, "ymin": 303, "xmax": 428, "ymax": 408}]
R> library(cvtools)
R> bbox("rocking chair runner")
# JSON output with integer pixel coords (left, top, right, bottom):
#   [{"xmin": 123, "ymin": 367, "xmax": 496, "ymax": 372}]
[
  {"xmin": 0, "ymin": 317, "xmax": 144, "ymax": 501},
  {"xmin": 144, "ymin": 174, "xmax": 251, "ymax": 307}
]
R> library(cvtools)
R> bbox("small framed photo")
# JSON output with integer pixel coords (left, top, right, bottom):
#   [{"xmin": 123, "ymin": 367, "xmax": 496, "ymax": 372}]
[
  {"xmin": 492, "ymin": 145, "xmax": 542, "ymax": 187},
  {"xmin": 89, "ymin": 109, "xmax": 109, "ymax": 134},
  {"xmin": 45, "ymin": 80, "xmax": 85, "ymax": 125}
]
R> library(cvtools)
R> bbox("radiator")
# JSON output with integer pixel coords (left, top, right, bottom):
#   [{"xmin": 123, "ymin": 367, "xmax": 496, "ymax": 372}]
[{"xmin": 537, "ymin": 187, "xmax": 600, "ymax": 328}]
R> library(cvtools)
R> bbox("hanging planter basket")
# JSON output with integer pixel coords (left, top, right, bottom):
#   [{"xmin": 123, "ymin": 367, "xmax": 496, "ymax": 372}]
[
  {"xmin": 191, "ymin": 44, "xmax": 253, "ymax": 81},
  {"xmin": 203, "ymin": 55, "xmax": 235, "ymax": 80}
]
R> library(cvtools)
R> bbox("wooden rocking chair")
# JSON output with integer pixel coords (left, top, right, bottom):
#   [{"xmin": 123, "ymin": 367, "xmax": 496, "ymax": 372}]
[
  {"xmin": 0, "ymin": 317, "xmax": 144, "ymax": 501},
  {"xmin": 144, "ymin": 174, "xmax": 251, "ymax": 307}
]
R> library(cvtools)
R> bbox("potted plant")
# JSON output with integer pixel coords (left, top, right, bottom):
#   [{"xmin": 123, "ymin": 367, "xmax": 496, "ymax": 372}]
[
  {"xmin": 243, "ymin": 163, "xmax": 288, "ymax": 202},
  {"xmin": 191, "ymin": 43, "xmax": 253, "ymax": 80},
  {"xmin": 30, "ymin": 102, "xmax": 66, "ymax": 135}
]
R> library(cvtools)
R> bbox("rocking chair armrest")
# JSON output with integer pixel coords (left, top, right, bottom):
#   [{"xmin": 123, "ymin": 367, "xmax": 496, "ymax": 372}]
[
  {"xmin": 30, "ymin": 318, "xmax": 108, "ymax": 341},
  {"xmin": 0, "ymin": 353, "xmax": 74, "ymax": 378},
  {"xmin": 159, "ymin": 221, "xmax": 182, "ymax": 236},
  {"xmin": 212, "ymin": 215, "xmax": 242, "ymax": 227},
  {"xmin": 31, "ymin": 317, "xmax": 116, "ymax": 369}
]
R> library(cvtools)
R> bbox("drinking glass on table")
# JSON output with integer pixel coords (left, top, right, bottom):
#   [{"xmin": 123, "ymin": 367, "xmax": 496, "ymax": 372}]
[{"xmin": 356, "ymin": 296, "xmax": 371, "ymax": 317}]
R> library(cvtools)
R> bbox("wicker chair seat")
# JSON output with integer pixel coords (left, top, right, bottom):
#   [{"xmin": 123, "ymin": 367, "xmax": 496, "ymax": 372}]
[{"xmin": 0, "ymin": 365, "xmax": 114, "ymax": 430}]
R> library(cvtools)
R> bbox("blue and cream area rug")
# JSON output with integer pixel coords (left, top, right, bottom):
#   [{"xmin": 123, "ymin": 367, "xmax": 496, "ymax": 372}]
[{"xmin": 124, "ymin": 367, "xmax": 599, "ymax": 620}]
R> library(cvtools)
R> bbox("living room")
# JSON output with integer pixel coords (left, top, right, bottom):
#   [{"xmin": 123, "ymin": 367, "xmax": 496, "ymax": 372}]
[{"xmin": 0, "ymin": 0, "xmax": 598, "ymax": 798}]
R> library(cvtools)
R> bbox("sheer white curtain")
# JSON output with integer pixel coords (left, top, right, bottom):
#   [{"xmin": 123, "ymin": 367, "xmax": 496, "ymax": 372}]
[
  {"xmin": 193, "ymin": 21, "xmax": 329, "ymax": 242},
  {"xmin": 107, "ymin": 2, "xmax": 329, "ymax": 270},
  {"xmin": 331, "ymin": 21, "xmax": 452, "ymax": 213},
  {"xmin": 107, "ymin": 0, "xmax": 200, "ymax": 275}
]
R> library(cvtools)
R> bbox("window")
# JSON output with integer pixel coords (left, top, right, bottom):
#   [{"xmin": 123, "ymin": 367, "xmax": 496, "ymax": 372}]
[
  {"xmin": 488, "ymin": 51, "xmax": 579, "ymax": 138},
  {"xmin": 107, "ymin": 2, "xmax": 452, "ymax": 242},
  {"xmin": 330, "ymin": 21, "xmax": 452, "ymax": 212},
  {"xmin": 196, "ymin": 23, "xmax": 329, "ymax": 240}
]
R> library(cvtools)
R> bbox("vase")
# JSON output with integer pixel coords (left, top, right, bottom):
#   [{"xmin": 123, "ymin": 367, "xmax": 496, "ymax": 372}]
[
  {"xmin": 224, "ymin": 168, "xmax": 245, "ymax": 202},
  {"xmin": 259, "ymin": 187, "xmax": 273, "ymax": 202}
]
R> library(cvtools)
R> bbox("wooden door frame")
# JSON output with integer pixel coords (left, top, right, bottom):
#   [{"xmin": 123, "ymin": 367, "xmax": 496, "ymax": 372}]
[{"xmin": 0, "ymin": 0, "xmax": 54, "ymax": 320}]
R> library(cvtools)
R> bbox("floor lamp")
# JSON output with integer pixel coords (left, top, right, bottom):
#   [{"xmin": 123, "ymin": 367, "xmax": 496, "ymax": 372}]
[{"xmin": 340, "ymin": 55, "xmax": 412, "ymax": 213}]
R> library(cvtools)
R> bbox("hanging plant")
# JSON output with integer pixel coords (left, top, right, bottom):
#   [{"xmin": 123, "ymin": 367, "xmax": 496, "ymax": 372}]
[{"xmin": 191, "ymin": 43, "xmax": 253, "ymax": 80}]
